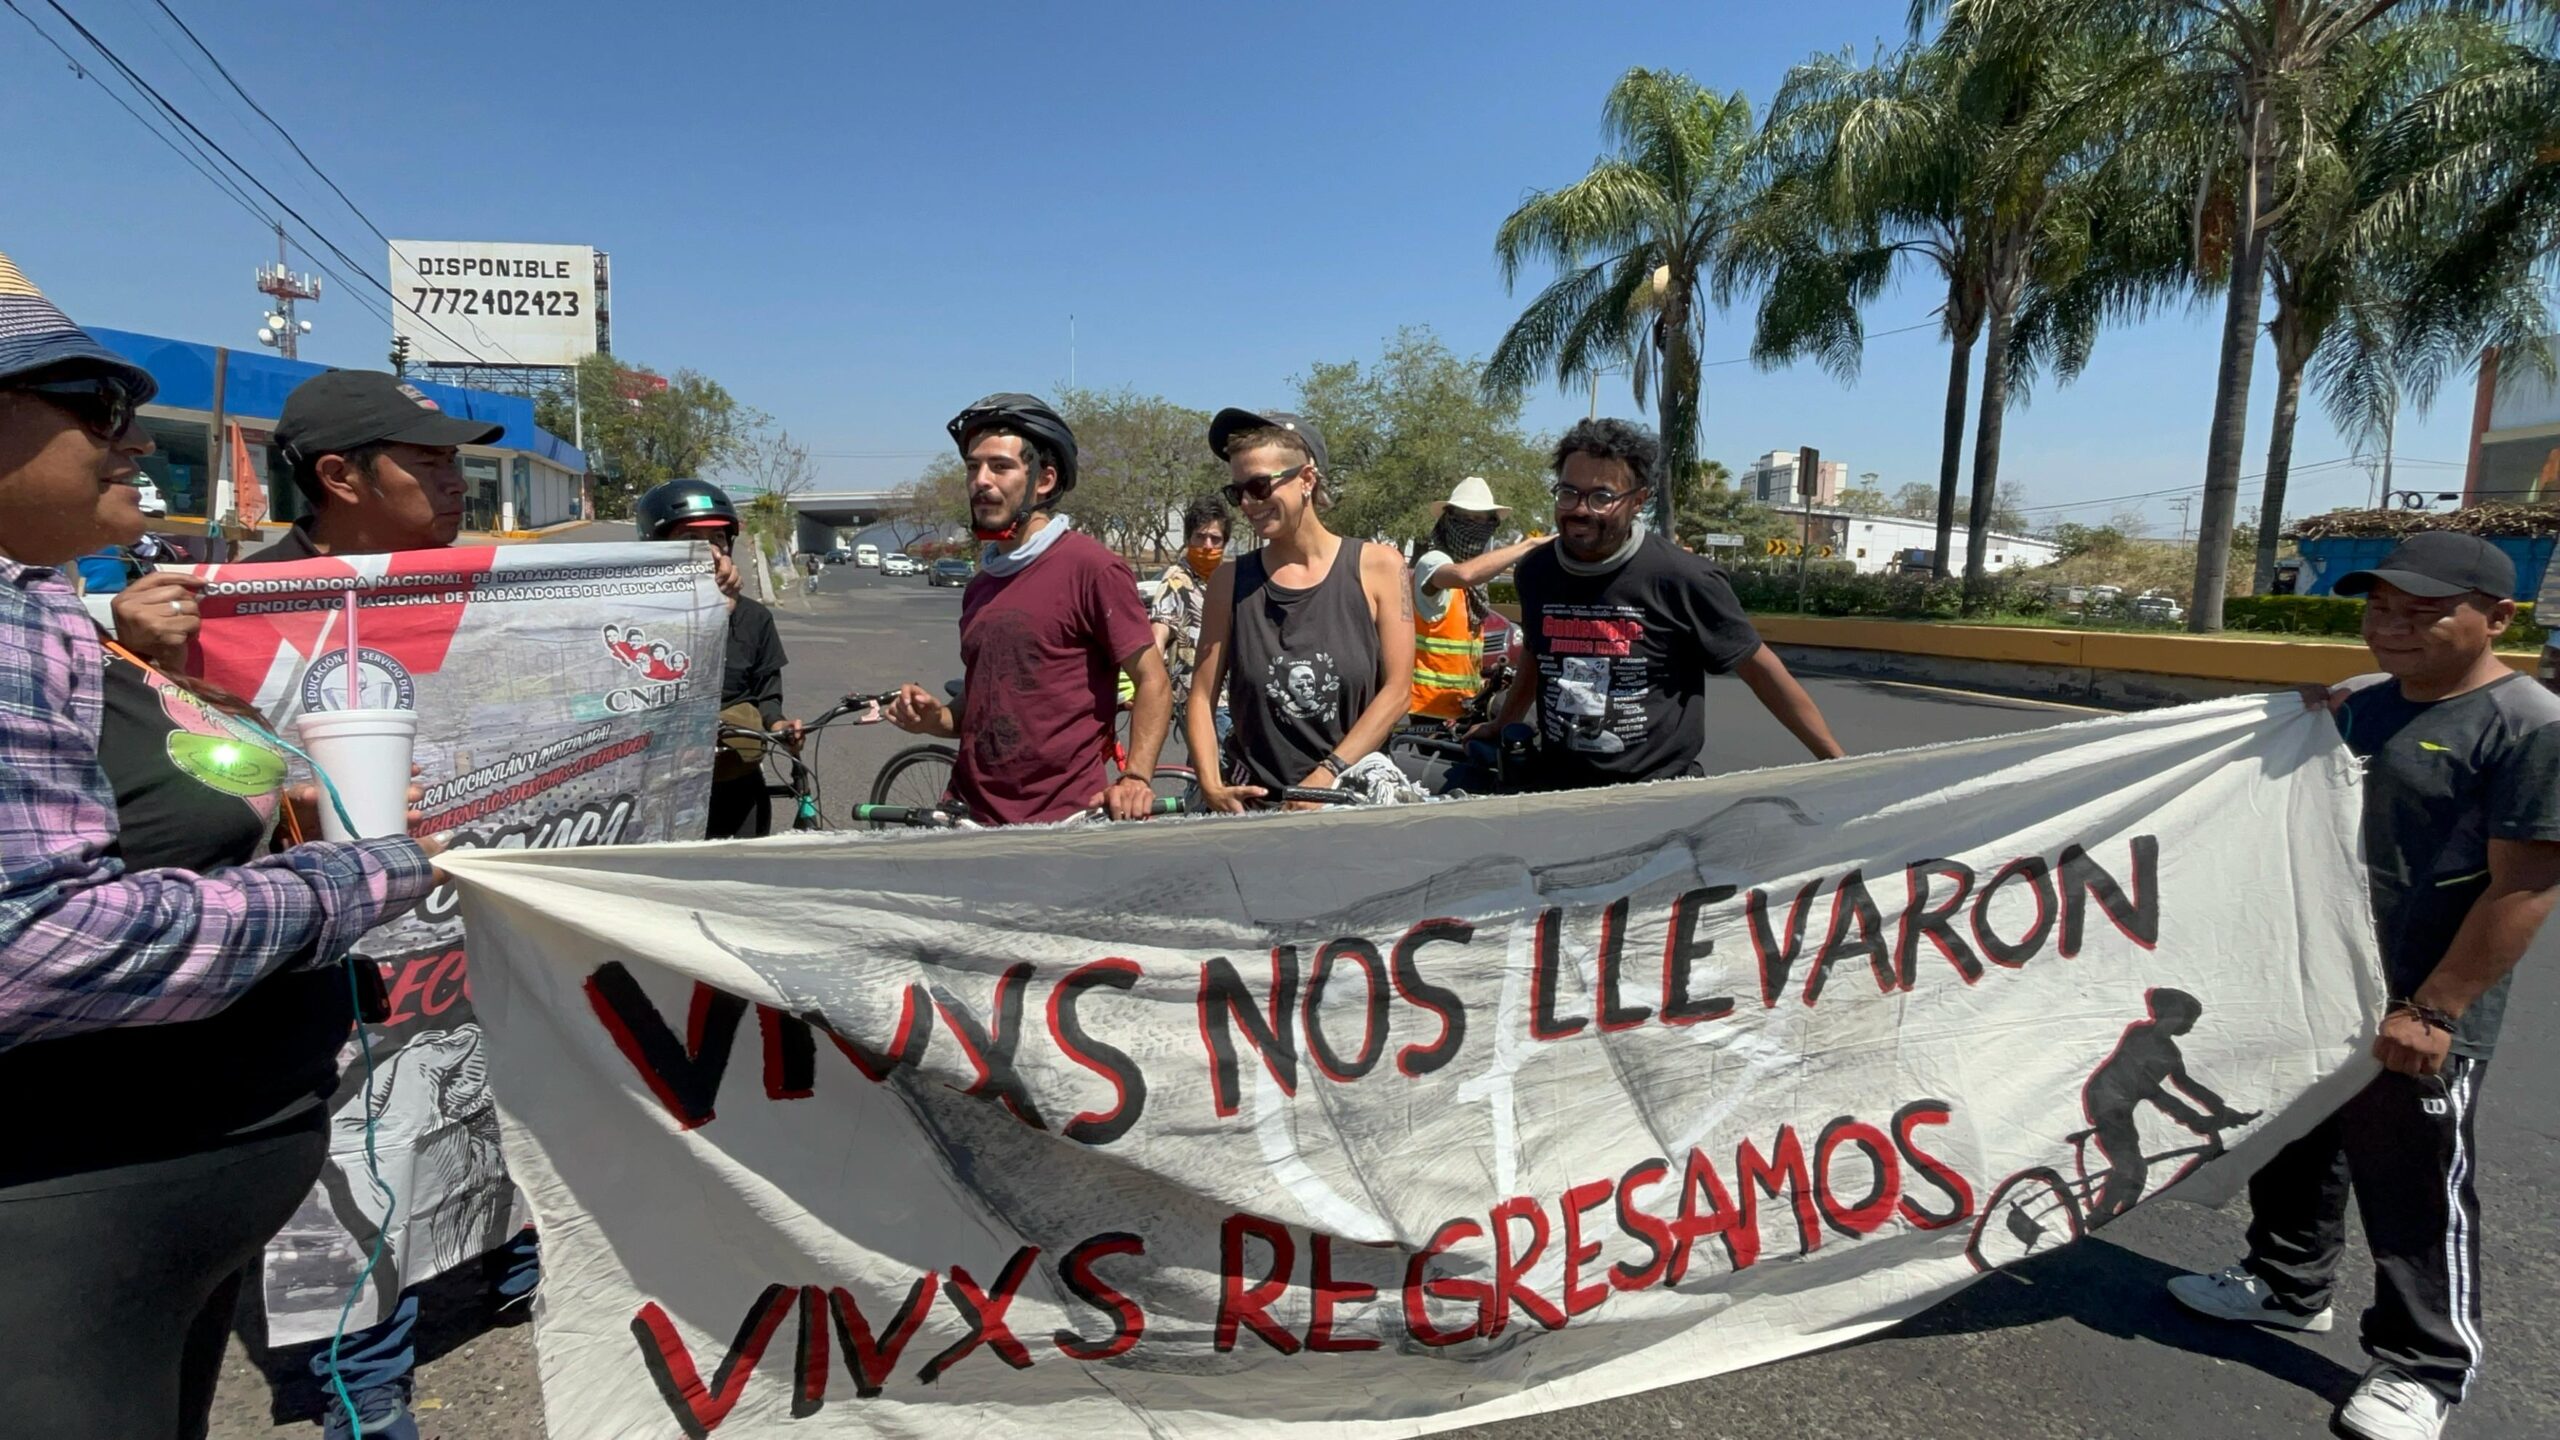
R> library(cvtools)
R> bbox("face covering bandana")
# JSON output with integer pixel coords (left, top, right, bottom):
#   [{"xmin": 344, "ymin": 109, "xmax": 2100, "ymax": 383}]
[
  {"xmin": 1441, "ymin": 512, "xmax": 1501, "ymax": 560},
  {"xmin": 1185, "ymin": 544, "xmax": 1223, "ymax": 580}
]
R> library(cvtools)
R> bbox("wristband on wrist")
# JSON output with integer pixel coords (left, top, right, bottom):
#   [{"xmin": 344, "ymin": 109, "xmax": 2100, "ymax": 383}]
[
  {"xmin": 2388, "ymin": 999, "xmax": 2458, "ymax": 1034},
  {"xmin": 1318, "ymin": 751, "xmax": 1351, "ymax": 777}
]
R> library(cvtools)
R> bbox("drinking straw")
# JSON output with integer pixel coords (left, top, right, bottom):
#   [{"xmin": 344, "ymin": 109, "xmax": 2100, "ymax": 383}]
[{"xmin": 342, "ymin": 589, "xmax": 361, "ymax": 709}]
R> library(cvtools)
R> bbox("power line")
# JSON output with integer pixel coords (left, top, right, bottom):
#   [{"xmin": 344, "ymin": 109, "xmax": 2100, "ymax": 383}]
[
  {"xmin": 3, "ymin": 0, "xmax": 272, "ymax": 225},
  {"xmin": 138, "ymin": 0, "xmax": 528, "ymax": 365},
  {"xmin": 34, "ymin": 0, "xmax": 505, "ymax": 365}
]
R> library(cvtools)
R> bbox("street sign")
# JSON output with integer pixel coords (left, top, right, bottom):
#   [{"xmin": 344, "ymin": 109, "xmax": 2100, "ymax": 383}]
[
  {"xmin": 1798, "ymin": 446, "xmax": 1821, "ymax": 499},
  {"xmin": 1700, "ymin": 532, "xmax": 1744, "ymax": 548}
]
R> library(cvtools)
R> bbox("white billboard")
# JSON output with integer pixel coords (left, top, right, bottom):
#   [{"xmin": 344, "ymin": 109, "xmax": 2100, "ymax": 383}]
[{"xmin": 389, "ymin": 240, "xmax": 598, "ymax": 367}]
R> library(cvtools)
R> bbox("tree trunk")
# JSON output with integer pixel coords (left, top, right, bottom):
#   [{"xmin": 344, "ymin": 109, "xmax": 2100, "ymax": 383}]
[
  {"xmin": 1961, "ymin": 292, "xmax": 2019, "ymax": 613},
  {"xmin": 2190, "ymin": 102, "xmax": 2274, "ymax": 631},
  {"xmin": 1933, "ymin": 329, "xmax": 1975, "ymax": 581},
  {"xmin": 1655, "ymin": 331, "xmax": 1697, "ymax": 539},
  {"xmin": 2253, "ymin": 349, "xmax": 2306, "ymax": 594}
]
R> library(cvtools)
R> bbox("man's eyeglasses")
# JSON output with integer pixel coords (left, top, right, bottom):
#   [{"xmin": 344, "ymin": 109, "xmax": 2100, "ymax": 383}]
[
  {"xmin": 1550, "ymin": 480, "xmax": 1635, "ymax": 512},
  {"xmin": 1222, "ymin": 464, "xmax": 1309, "ymax": 507},
  {"xmin": 12, "ymin": 377, "xmax": 139, "ymax": 441}
]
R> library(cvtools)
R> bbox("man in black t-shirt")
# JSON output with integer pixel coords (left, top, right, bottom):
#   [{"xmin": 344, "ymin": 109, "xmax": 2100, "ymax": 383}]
[
  {"xmin": 1481, "ymin": 418, "xmax": 1841, "ymax": 788},
  {"xmin": 2169, "ymin": 533, "xmax": 2560, "ymax": 1440}
]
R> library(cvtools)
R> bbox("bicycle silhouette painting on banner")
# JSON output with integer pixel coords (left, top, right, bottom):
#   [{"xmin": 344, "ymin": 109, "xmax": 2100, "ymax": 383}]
[{"xmin": 1968, "ymin": 987, "xmax": 2263, "ymax": 1272}]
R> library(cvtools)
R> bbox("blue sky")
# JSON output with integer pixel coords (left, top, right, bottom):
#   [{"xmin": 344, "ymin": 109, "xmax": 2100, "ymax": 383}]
[{"xmin": 1, "ymin": 0, "xmax": 2478, "ymax": 533}]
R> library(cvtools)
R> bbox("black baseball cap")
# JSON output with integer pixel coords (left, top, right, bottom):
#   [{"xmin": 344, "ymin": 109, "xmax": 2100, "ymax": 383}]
[
  {"xmin": 1209, "ymin": 407, "xmax": 1328, "ymax": 472},
  {"xmin": 273, "ymin": 370, "xmax": 504, "ymax": 467},
  {"xmin": 2334, "ymin": 531, "xmax": 2517, "ymax": 601}
]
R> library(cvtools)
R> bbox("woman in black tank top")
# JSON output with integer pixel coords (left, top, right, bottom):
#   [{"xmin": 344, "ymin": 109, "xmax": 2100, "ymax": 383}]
[
  {"xmin": 1185, "ymin": 409, "xmax": 1415, "ymax": 808},
  {"xmin": 1228, "ymin": 536, "xmax": 1381, "ymax": 789}
]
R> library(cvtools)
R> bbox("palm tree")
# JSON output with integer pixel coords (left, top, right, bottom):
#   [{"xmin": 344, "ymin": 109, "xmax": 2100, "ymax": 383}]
[
  {"xmin": 2357, "ymin": 29, "xmax": 2560, "ymax": 426},
  {"xmin": 1741, "ymin": 44, "xmax": 1987, "ymax": 581},
  {"xmin": 1487, "ymin": 68, "xmax": 1758, "ymax": 537},
  {"xmin": 1748, "ymin": 13, "xmax": 2157, "ymax": 606},
  {"xmin": 2009, "ymin": 0, "xmax": 2535, "ymax": 631},
  {"xmin": 2238, "ymin": 21, "xmax": 2518, "ymax": 592}
]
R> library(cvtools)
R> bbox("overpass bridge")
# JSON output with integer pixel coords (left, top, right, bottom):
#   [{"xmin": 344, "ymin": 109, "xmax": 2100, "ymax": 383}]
[{"xmin": 784, "ymin": 488, "xmax": 902, "ymax": 553}]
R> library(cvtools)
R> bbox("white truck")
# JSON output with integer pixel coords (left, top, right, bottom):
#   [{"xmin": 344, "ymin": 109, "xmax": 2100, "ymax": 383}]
[{"xmin": 853, "ymin": 544, "xmax": 881, "ymax": 568}]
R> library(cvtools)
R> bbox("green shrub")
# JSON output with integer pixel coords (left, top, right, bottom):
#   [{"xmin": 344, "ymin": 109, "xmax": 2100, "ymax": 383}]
[{"xmin": 2225, "ymin": 594, "xmax": 2545, "ymax": 648}]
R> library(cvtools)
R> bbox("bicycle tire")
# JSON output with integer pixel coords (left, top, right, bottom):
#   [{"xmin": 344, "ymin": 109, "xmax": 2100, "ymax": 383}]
[
  {"xmin": 867, "ymin": 744, "xmax": 957, "ymax": 829},
  {"xmin": 1964, "ymin": 1166, "xmax": 2084, "ymax": 1274}
]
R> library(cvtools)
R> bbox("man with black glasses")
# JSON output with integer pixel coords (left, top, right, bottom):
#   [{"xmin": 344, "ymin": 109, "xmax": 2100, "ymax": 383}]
[{"xmin": 1480, "ymin": 418, "xmax": 1841, "ymax": 788}]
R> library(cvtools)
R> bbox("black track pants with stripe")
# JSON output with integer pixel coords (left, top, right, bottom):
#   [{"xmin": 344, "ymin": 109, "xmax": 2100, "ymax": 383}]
[{"xmin": 2242, "ymin": 1059, "xmax": 2488, "ymax": 1405}]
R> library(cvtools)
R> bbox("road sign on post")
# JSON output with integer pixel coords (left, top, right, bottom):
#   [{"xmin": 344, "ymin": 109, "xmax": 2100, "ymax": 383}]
[{"xmin": 1701, "ymin": 532, "xmax": 1744, "ymax": 549}]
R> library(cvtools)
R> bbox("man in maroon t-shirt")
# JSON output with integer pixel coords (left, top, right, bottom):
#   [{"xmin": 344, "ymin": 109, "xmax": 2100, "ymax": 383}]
[{"xmin": 887, "ymin": 394, "xmax": 1170, "ymax": 824}]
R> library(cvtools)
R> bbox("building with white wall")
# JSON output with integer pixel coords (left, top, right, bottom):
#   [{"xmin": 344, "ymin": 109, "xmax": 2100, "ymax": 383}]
[
  {"xmin": 1743, "ymin": 449, "xmax": 1848, "ymax": 506},
  {"xmin": 1771, "ymin": 506, "xmax": 2057, "ymax": 574}
]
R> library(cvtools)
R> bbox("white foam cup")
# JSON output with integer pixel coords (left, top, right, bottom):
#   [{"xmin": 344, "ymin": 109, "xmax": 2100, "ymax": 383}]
[{"xmin": 294, "ymin": 708, "xmax": 419, "ymax": 842}]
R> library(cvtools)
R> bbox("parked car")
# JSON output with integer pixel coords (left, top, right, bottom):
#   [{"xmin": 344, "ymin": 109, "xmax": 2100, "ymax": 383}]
[
  {"xmin": 825, "ymin": 547, "xmax": 853, "ymax": 565},
  {"xmin": 854, "ymin": 544, "xmax": 881, "ymax": 568},
  {"xmin": 1480, "ymin": 609, "xmax": 1516, "ymax": 675},
  {"xmin": 2132, "ymin": 591, "xmax": 2185, "ymax": 624},
  {"xmin": 1134, "ymin": 575, "xmax": 1166, "ymax": 606},
  {"xmin": 929, "ymin": 556, "xmax": 974, "ymax": 588},
  {"xmin": 882, "ymin": 552, "xmax": 920, "ymax": 577}
]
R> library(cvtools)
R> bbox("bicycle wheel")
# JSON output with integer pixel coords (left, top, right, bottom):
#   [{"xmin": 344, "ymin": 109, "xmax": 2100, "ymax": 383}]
[
  {"xmin": 867, "ymin": 744, "xmax": 957, "ymax": 829},
  {"xmin": 1964, "ymin": 1166, "xmax": 2084, "ymax": 1274}
]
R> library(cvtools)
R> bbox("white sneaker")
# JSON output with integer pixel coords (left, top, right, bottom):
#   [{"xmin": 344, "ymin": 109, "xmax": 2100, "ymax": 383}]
[
  {"xmin": 2337, "ymin": 1364, "xmax": 2450, "ymax": 1440},
  {"xmin": 2165, "ymin": 1263, "xmax": 2335, "ymax": 1332}
]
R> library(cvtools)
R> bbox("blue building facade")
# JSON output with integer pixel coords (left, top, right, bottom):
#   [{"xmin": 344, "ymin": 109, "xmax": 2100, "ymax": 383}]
[{"xmin": 91, "ymin": 328, "xmax": 589, "ymax": 534}]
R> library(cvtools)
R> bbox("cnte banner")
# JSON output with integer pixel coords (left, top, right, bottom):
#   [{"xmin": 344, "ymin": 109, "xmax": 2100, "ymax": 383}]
[
  {"xmin": 443, "ymin": 696, "xmax": 2386, "ymax": 1439},
  {"xmin": 189, "ymin": 542, "xmax": 723, "ymax": 1343}
]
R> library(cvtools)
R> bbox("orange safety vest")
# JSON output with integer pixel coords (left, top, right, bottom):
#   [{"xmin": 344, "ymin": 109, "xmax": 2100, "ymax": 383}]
[{"xmin": 1410, "ymin": 576, "xmax": 1481, "ymax": 720}]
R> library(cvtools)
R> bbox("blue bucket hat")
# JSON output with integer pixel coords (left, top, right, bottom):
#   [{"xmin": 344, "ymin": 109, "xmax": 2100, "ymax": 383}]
[{"xmin": 0, "ymin": 249, "xmax": 158, "ymax": 402}]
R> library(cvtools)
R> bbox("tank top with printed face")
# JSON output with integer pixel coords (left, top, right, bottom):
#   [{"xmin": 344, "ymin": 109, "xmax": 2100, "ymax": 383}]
[{"xmin": 1228, "ymin": 538, "xmax": 1379, "ymax": 790}]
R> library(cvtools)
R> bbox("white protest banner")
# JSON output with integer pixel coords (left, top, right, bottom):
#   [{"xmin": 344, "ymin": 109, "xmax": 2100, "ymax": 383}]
[
  {"xmin": 189, "ymin": 542, "xmax": 723, "ymax": 1343},
  {"xmin": 444, "ymin": 695, "xmax": 2385, "ymax": 1438}
]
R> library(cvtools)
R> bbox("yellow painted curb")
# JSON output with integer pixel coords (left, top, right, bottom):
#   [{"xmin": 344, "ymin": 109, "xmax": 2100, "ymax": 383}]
[{"xmin": 1750, "ymin": 614, "xmax": 2536, "ymax": 684}]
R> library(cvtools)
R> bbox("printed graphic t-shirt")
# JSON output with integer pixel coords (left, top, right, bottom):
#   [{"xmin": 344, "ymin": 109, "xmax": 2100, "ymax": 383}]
[
  {"xmin": 0, "ymin": 654, "xmax": 346, "ymax": 1181},
  {"xmin": 2337, "ymin": 671, "xmax": 2560, "ymax": 1058},
  {"xmin": 1516, "ymin": 533, "xmax": 1762, "ymax": 789},
  {"xmin": 954, "ymin": 529, "xmax": 1156, "ymax": 825}
]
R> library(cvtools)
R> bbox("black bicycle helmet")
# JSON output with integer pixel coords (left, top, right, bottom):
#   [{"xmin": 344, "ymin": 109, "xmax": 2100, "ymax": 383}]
[
  {"xmin": 948, "ymin": 392, "xmax": 1078, "ymax": 499},
  {"xmin": 635, "ymin": 478, "xmax": 741, "ymax": 540}
]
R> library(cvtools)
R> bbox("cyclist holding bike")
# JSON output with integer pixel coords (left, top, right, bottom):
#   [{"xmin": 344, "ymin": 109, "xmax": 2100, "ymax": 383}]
[
  {"xmin": 636, "ymin": 478, "xmax": 800, "ymax": 839},
  {"xmin": 1185, "ymin": 408, "xmax": 1414, "ymax": 812},
  {"xmin": 885, "ymin": 394, "xmax": 1171, "ymax": 825}
]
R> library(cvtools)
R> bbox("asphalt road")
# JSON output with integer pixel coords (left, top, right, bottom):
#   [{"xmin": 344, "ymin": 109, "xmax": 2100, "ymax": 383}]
[{"xmin": 210, "ymin": 550, "xmax": 2560, "ymax": 1440}]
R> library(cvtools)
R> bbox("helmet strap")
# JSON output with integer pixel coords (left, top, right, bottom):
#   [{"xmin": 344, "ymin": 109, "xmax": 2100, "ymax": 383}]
[{"xmin": 971, "ymin": 472, "xmax": 1046, "ymax": 544}]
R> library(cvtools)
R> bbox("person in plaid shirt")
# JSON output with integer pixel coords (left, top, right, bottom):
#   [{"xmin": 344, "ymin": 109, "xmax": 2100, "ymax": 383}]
[{"xmin": 0, "ymin": 250, "xmax": 438, "ymax": 1438}]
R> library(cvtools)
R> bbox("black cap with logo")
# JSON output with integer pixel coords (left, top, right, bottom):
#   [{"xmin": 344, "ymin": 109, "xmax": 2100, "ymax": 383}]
[
  {"xmin": 273, "ymin": 370, "xmax": 505, "ymax": 468},
  {"xmin": 2333, "ymin": 531, "xmax": 2518, "ymax": 601},
  {"xmin": 1209, "ymin": 407, "xmax": 1328, "ymax": 473}
]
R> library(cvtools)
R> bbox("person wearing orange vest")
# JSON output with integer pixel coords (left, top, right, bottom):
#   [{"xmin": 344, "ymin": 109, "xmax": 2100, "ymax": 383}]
[{"xmin": 1409, "ymin": 476, "xmax": 1548, "ymax": 723}]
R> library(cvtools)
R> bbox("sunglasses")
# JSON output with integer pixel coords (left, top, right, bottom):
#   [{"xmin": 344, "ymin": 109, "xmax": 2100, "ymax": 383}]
[
  {"xmin": 1550, "ymin": 480, "xmax": 1637, "ymax": 512},
  {"xmin": 1222, "ymin": 463, "xmax": 1309, "ymax": 507},
  {"xmin": 13, "ymin": 376, "xmax": 139, "ymax": 441}
]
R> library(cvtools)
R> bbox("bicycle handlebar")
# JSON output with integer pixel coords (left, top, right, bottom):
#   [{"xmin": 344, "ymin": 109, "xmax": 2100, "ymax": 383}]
[{"xmin": 853, "ymin": 803, "xmax": 964, "ymax": 829}]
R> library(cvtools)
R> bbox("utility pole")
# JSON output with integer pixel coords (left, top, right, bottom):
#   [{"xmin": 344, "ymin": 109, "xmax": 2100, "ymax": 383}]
[
  {"xmin": 1796, "ymin": 446, "xmax": 1819, "ymax": 611},
  {"xmin": 2170, "ymin": 494, "xmax": 2195, "ymax": 549},
  {"xmin": 1069, "ymin": 315, "xmax": 1076, "ymax": 390},
  {"xmin": 253, "ymin": 223, "xmax": 319, "ymax": 359}
]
